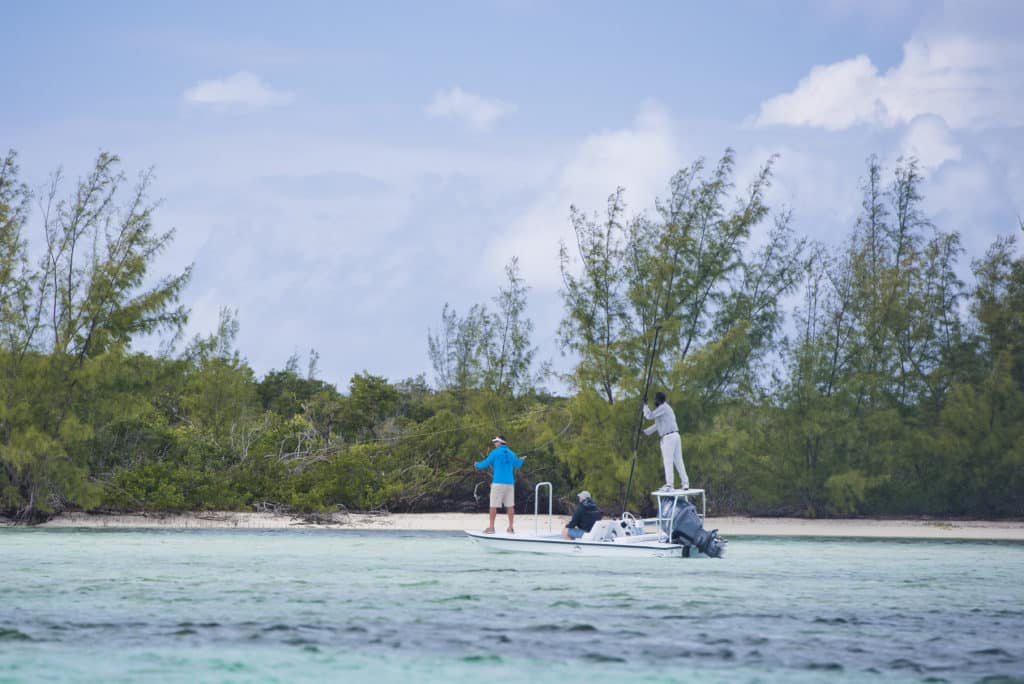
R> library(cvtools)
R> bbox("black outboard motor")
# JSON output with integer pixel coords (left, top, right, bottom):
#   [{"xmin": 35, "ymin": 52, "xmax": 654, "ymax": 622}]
[{"xmin": 658, "ymin": 497, "xmax": 727, "ymax": 558}]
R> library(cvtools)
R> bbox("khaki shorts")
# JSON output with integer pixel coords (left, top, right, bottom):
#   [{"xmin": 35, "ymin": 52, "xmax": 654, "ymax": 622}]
[{"xmin": 489, "ymin": 483, "xmax": 515, "ymax": 508}]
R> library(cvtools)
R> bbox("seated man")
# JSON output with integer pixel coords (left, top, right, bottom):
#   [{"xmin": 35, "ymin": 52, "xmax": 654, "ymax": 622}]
[{"xmin": 563, "ymin": 491, "xmax": 602, "ymax": 540}]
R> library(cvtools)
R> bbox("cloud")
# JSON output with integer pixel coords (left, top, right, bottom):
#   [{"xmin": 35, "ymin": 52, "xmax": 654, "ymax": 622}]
[
  {"xmin": 255, "ymin": 171, "xmax": 391, "ymax": 199},
  {"xmin": 484, "ymin": 102, "xmax": 682, "ymax": 291},
  {"xmin": 899, "ymin": 115, "xmax": 961, "ymax": 171},
  {"xmin": 754, "ymin": 33, "xmax": 1024, "ymax": 130},
  {"xmin": 183, "ymin": 71, "xmax": 294, "ymax": 108},
  {"xmin": 425, "ymin": 86, "xmax": 515, "ymax": 131}
]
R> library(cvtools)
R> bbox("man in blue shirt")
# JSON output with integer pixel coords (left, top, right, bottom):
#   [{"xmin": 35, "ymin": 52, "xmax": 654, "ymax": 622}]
[{"xmin": 474, "ymin": 436, "xmax": 525, "ymax": 534}]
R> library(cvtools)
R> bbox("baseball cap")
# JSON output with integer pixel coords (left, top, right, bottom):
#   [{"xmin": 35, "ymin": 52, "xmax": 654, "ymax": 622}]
[{"xmin": 577, "ymin": 491, "xmax": 591, "ymax": 501}]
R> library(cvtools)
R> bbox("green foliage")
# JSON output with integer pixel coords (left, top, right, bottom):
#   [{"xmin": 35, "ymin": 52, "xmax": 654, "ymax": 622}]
[
  {"xmin": 428, "ymin": 258, "xmax": 543, "ymax": 398},
  {"xmin": 2, "ymin": 148, "xmax": 1022, "ymax": 522},
  {"xmin": 0, "ymin": 152, "xmax": 190, "ymax": 520},
  {"xmin": 257, "ymin": 351, "xmax": 338, "ymax": 417},
  {"xmin": 557, "ymin": 151, "xmax": 807, "ymax": 512},
  {"xmin": 558, "ymin": 189, "xmax": 631, "ymax": 403},
  {"xmin": 824, "ymin": 470, "xmax": 871, "ymax": 515},
  {"xmin": 560, "ymin": 151, "xmax": 806, "ymax": 405}
]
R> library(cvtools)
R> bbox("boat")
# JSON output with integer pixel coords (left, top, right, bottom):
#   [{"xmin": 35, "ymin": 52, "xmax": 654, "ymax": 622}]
[{"xmin": 464, "ymin": 482, "xmax": 727, "ymax": 558}]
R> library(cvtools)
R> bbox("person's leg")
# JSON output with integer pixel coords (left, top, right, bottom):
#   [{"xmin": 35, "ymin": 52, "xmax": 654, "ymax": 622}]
[
  {"xmin": 669, "ymin": 433, "xmax": 689, "ymax": 489},
  {"xmin": 501, "ymin": 485, "xmax": 515, "ymax": 532},
  {"xmin": 486, "ymin": 483, "xmax": 503, "ymax": 532},
  {"xmin": 562, "ymin": 526, "xmax": 571, "ymax": 540},
  {"xmin": 660, "ymin": 437, "xmax": 674, "ymax": 487}
]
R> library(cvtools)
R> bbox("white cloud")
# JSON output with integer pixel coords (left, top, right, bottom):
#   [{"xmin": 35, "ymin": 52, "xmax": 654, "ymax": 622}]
[
  {"xmin": 754, "ymin": 33, "xmax": 1024, "ymax": 130},
  {"xmin": 899, "ymin": 115, "xmax": 961, "ymax": 171},
  {"xmin": 744, "ymin": 141, "xmax": 863, "ymax": 246},
  {"xmin": 928, "ymin": 162, "xmax": 997, "ymax": 218},
  {"xmin": 183, "ymin": 71, "xmax": 294, "ymax": 108},
  {"xmin": 484, "ymin": 102, "xmax": 682, "ymax": 291},
  {"xmin": 425, "ymin": 86, "xmax": 515, "ymax": 131}
]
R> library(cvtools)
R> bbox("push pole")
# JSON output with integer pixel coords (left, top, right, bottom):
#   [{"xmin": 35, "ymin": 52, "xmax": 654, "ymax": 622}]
[{"xmin": 621, "ymin": 324, "xmax": 661, "ymax": 514}]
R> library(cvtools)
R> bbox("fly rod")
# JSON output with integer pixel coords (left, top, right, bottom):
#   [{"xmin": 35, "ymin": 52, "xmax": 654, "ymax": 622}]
[{"xmin": 621, "ymin": 323, "xmax": 661, "ymax": 513}]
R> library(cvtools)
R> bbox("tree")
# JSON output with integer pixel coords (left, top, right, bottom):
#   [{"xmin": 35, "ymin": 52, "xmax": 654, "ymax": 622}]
[
  {"xmin": 770, "ymin": 156, "xmax": 970, "ymax": 515},
  {"xmin": 340, "ymin": 372, "xmax": 400, "ymax": 441},
  {"xmin": 39, "ymin": 153, "xmax": 190, "ymax": 367},
  {"xmin": 179, "ymin": 308, "xmax": 260, "ymax": 456},
  {"xmin": 483, "ymin": 257, "xmax": 541, "ymax": 396},
  {"xmin": 428, "ymin": 258, "xmax": 542, "ymax": 398},
  {"xmin": 559, "ymin": 189, "xmax": 631, "ymax": 403},
  {"xmin": 427, "ymin": 303, "xmax": 489, "ymax": 394},
  {"xmin": 562, "ymin": 151, "xmax": 804, "ymax": 403},
  {"xmin": 941, "ymin": 223, "xmax": 1024, "ymax": 515},
  {"xmin": 0, "ymin": 152, "xmax": 192, "ymax": 520},
  {"xmin": 558, "ymin": 151, "xmax": 806, "ymax": 509},
  {"xmin": 257, "ymin": 350, "xmax": 337, "ymax": 418},
  {"xmin": 0, "ymin": 150, "xmax": 45, "ymax": 515}
]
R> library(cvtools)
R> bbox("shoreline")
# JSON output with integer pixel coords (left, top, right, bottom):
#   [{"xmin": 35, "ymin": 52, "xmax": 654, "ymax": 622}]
[{"xmin": 8, "ymin": 511, "xmax": 1023, "ymax": 540}]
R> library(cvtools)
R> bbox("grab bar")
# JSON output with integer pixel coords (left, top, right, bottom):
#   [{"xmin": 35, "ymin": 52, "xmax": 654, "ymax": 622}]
[{"xmin": 534, "ymin": 482, "xmax": 553, "ymax": 534}]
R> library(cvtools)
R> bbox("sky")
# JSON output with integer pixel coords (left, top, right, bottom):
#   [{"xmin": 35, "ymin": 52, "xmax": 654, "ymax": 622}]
[{"xmin": 3, "ymin": 0, "xmax": 1023, "ymax": 392}]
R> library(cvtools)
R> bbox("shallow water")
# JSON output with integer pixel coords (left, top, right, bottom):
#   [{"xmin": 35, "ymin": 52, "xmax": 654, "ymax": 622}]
[{"xmin": 1, "ymin": 528, "xmax": 1022, "ymax": 683}]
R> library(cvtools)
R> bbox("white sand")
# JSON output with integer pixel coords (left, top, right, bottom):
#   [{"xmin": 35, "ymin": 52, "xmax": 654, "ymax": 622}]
[{"xmin": 26, "ymin": 511, "xmax": 1024, "ymax": 540}]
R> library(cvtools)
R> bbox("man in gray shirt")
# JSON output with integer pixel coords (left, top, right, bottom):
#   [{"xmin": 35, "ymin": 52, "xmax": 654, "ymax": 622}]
[{"xmin": 642, "ymin": 391, "xmax": 689, "ymax": 492}]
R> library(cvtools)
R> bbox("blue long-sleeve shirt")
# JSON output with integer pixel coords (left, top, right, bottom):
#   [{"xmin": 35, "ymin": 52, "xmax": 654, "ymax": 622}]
[{"xmin": 474, "ymin": 445, "xmax": 523, "ymax": 484}]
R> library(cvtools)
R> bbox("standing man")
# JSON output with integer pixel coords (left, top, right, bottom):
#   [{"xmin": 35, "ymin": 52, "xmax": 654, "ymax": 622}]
[
  {"xmin": 642, "ymin": 391, "xmax": 689, "ymax": 492},
  {"xmin": 474, "ymin": 436, "xmax": 525, "ymax": 534}
]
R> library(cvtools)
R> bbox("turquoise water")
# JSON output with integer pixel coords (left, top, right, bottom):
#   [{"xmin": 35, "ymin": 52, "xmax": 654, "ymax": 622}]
[{"xmin": 1, "ymin": 529, "xmax": 1022, "ymax": 683}]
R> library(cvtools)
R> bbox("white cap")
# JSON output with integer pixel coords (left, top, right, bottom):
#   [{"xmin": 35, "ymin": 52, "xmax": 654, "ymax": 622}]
[{"xmin": 491, "ymin": 436, "xmax": 506, "ymax": 444}]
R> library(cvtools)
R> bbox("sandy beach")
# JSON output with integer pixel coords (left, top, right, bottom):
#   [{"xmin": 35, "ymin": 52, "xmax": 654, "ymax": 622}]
[{"xmin": 20, "ymin": 511, "xmax": 1024, "ymax": 540}]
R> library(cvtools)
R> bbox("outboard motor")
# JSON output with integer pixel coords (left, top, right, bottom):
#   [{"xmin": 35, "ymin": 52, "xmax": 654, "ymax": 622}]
[{"xmin": 658, "ymin": 497, "xmax": 727, "ymax": 558}]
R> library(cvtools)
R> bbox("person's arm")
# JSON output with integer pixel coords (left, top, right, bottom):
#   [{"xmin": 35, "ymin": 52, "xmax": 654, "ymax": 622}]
[
  {"xmin": 474, "ymin": 452, "xmax": 494, "ymax": 469},
  {"xmin": 648, "ymin": 404, "xmax": 668, "ymax": 419},
  {"xmin": 566, "ymin": 505, "xmax": 582, "ymax": 529},
  {"xmin": 510, "ymin": 450, "xmax": 525, "ymax": 469},
  {"xmin": 642, "ymin": 403, "xmax": 667, "ymax": 435},
  {"xmin": 641, "ymin": 404, "xmax": 656, "ymax": 435}
]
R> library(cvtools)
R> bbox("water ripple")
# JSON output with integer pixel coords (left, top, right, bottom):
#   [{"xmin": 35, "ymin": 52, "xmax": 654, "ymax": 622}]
[{"xmin": 2, "ymin": 529, "xmax": 1023, "ymax": 682}]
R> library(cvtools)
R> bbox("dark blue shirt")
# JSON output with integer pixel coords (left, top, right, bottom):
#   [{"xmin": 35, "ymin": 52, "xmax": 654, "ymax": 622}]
[{"xmin": 567, "ymin": 499, "xmax": 602, "ymax": 531}]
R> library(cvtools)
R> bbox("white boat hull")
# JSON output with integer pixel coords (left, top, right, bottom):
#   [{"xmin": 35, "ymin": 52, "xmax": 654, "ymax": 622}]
[{"xmin": 464, "ymin": 529, "xmax": 706, "ymax": 558}]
